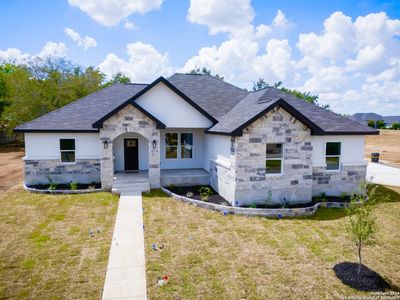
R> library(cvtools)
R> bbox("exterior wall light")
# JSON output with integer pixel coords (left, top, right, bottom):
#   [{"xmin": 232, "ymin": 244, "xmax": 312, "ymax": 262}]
[
  {"xmin": 103, "ymin": 140, "xmax": 108, "ymax": 149},
  {"xmin": 152, "ymin": 140, "xmax": 157, "ymax": 149}
]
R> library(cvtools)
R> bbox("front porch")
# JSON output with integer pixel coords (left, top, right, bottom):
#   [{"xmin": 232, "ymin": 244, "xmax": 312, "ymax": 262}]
[{"xmin": 111, "ymin": 169, "xmax": 210, "ymax": 194}]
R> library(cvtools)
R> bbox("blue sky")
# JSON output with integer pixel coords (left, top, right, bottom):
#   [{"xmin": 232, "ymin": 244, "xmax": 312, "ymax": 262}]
[{"xmin": 0, "ymin": 0, "xmax": 399, "ymax": 115}]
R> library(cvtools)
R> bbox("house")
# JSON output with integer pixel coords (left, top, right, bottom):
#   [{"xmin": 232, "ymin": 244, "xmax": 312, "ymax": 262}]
[
  {"xmin": 351, "ymin": 113, "xmax": 400, "ymax": 128},
  {"xmin": 15, "ymin": 73, "xmax": 378, "ymax": 206}
]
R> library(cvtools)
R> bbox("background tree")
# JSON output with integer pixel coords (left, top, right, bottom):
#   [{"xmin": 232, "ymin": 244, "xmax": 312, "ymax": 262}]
[
  {"xmin": 252, "ymin": 78, "xmax": 329, "ymax": 109},
  {"xmin": 0, "ymin": 56, "xmax": 105, "ymax": 134},
  {"xmin": 103, "ymin": 72, "xmax": 131, "ymax": 87},
  {"xmin": 346, "ymin": 181, "xmax": 385, "ymax": 275},
  {"xmin": 189, "ymin": 67, "xmax": 224, "ymax": 80},
  {"xmin": 391, "ymin": 122, "xmax": 400, "ymax": 130}
]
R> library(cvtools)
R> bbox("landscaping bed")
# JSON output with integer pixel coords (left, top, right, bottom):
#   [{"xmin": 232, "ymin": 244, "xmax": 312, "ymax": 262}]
[
  {"xmin": 167, "ymin": 185, "xmax": 231, "ymax": 206},
  {"xmin": 25, "ymin": 183, "xmax": 102, "ymax": 194}
]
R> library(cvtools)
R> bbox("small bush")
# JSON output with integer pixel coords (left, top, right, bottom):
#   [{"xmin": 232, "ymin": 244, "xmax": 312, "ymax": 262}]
[
  {"xmin": 199, "ymin": 186, "xmax": 212, "ymax": 202},
  {"xmin": 340, "ymin": 192, "xmax": 347, "ymax": 199},
  {"xmin": 70, "ymin": 182, "xmax": 78, "ymax": 190},
  {"xmin": 320, "ymin": 192, "xmax": 327, "ymax": 202},
  {"xmin": 48, "ymin": 183, "xmax": 57, "ymax": 190}
]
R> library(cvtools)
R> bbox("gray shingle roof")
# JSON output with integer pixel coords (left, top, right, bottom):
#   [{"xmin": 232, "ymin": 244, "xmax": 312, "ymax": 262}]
[
  {"xmin": 15, "ymin": 73, "xmax": 378, "ymax": 135},
  {"xmin": 208, "ymin": 87, "xmax": 378, "ymax": 135},
  {"xmin": 15, "ymin": 83, "xmax": 147, "ymax": 132},
  {"xmin": 350, "ymin": 113, "xmax": 383, "ymax": 122},
  {"xmin": 168, "ymin": 73, "xmax": 249, "ymax": 119}
]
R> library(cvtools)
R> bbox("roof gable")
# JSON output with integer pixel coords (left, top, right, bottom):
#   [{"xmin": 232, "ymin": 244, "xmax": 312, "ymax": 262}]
[
  {"xmin": 208, "ymin": 88, "xmax": 379, "ymax": 136},
  {"xmin": 92, "ymin": 77, "xmax": 217, "ymax": 129}
]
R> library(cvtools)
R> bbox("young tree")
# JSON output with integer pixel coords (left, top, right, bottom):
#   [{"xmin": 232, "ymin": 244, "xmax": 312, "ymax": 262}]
[{"xmin": 346, "ymin": 181, "xmax": 384, "ymax": 275}]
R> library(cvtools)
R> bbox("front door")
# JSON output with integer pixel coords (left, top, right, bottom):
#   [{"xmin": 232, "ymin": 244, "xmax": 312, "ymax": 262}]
[{"xmin": 124, "ymin": 138, "xmax": 139, "ymax": 172}]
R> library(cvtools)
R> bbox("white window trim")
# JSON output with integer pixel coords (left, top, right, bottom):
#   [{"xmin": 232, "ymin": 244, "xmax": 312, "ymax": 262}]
[
  {"xmin": 266, "ymin": 143, "xmax": 284, "ymax": 176},
  {"xmin": 325, "ymin": 142, "xmax": 341, "ymax": 172},
  {"xmin": 60, "ymin": 138, "xmax": 76, "ymax": 164},
  {"xmin": 165, "ymin": 132, "xmax": 194, "ymax": 160}
]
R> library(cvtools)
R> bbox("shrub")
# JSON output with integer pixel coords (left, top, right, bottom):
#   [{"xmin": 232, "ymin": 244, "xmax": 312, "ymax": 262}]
[
  {"xmin": 48, "ymin": 183, "xmax": 57, "ymax": 190},
  {"xmin": 70, "ymin": 182, "xmax": 78, "ymax": 190},
  {"xmin": 319, "ymin": 192, "xmax": 327, "ymax": 202},
  {"xmin": 199, "ymin": 186, "xmax": 212, "ymax": 202},
  {"xmin": 340, "ymin": 192, "xmax": 347, "ymax": 200}
]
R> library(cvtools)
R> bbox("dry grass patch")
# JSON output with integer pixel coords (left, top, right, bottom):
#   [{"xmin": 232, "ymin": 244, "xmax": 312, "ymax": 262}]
[
  {"xmin": 143, "ymin": 187, "xmax": 400, "ymax": 299},
  {"xmin": 365, "ymin": 130, "xmax": 400, "ymax": 167},
  {"xmin": 0, "ymin": 187, "xmax": 118, "ymax": 299}
]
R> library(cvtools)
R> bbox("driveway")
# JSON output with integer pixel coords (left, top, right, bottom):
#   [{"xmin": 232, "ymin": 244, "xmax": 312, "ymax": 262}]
[{"xmin": 367, "ymin": 162, "xmax": 400, "ymax": 187}]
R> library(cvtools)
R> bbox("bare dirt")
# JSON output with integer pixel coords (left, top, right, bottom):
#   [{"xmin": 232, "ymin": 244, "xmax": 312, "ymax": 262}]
[
  {"xmin": 0, "ymin": 146, "xmax": 24, "ymax": 191},
  {"xmin": 365, "ymin": 130, "xmax": 400, "ymax": 167}
]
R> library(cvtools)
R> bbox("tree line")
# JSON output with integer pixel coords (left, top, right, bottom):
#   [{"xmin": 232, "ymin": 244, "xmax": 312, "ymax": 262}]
[
  {"xmin": 1, "ymin": 59, "xmax": 329, "ymax": 138},
  {"xmin": 0, "ymin": 57, "xmax": 130, "ymax": 135}
]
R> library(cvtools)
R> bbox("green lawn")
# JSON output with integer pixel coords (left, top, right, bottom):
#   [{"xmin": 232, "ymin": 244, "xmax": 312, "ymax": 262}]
[
  {"xmin": 143, "ymin": 186, "xmax": 400, "ymax": 299},
  {"xmin": 0, "ymin": 188, "xmax": 118, "ymax": 299}
]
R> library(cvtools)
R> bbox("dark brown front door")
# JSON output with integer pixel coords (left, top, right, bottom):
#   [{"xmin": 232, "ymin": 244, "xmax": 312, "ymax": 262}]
[{"xmin": 124, "ymin": 138, "xmax": 139, "ymax": 172}]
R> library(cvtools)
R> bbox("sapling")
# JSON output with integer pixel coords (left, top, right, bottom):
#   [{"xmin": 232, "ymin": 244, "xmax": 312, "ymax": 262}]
[{"xmin": 346, "ymin": 181, "xmax": 385, "ymax": 275}]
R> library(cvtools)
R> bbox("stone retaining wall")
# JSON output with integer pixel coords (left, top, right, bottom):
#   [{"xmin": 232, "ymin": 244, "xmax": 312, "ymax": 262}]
[
  {"xmin": 24, "ymin": 159, "xmax": 101, "ymax": 185},
  {"xmin": 161, "ymin": 187, "xmax": 350, "ymax": 218}
]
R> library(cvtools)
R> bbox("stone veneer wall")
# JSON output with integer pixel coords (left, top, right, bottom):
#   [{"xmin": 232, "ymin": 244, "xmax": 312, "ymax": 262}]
[
  {"xmin": 99, "ymin": 104, "xmax": 160, "ymax": 190},
  {"xmin": 24, "ymin": 159, "xmax": 101, "ymax": 185},
  {"xmin": 232, "ymin": 107, "xmax": 313, "ymax": 206},
  {"xmin": 312, "ymin": 165, "xmax": 367, "ymax": 196}
]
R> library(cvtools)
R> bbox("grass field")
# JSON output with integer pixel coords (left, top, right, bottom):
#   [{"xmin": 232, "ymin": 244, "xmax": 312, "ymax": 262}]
[
  {"xmin": 143, "ymin": 186, "xmax": 400, "ymax": 299},
  {"xmin": 365, "ymin": 130, "xmax": 400, "ymax": 167},
  {"xmin": 0, "ymin": 187, "xmax": 118, "ymax": 299}
]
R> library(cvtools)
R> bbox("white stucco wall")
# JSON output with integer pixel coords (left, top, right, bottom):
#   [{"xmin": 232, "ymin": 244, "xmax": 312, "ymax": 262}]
[
  {"xmin": 135, "ymin": 82, "xmax": 213, "ymax": 128},
  {"xmin": 113, "ymin": 132, "xmax": 149, "ymax": 171},
  {"xmin": 311, "ymin": 135, "xmax": 366, "ymax": 167},
  {"xmin": 203, "ymin": 134, "xmax": 231, "ymax": 170},
  {"xmin": 160, "ymin": 129, "xmax": 205, "ymax": 169},
  {"xmin": 24, "ymin": 132, "xmax": 100, "ymax": 160}
]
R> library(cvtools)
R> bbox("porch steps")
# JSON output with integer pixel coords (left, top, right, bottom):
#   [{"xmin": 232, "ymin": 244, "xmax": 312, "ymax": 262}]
[{"xmin": 111, "ymin": 173, "xmax": 150, "ymax": 194}]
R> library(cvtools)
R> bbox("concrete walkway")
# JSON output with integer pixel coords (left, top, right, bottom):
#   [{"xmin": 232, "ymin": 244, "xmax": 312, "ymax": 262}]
[
  {"xmin": 367, "ymin": 162, "xmax": 400, "ymax": 187},
  {"xmin": 102, "ymin": 191, "xmax": 147, "ymax": 300}
]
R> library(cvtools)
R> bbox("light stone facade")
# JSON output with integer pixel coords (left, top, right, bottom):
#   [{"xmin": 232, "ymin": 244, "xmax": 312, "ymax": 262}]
[
  {"xmin": 99, "ymin": 104, "xmax": 160, "ymax": 190},
  {"xmin": 24, "ymin": 159, "xmax": 101, "ymax": 185},
  {"xmin": 209, "ymin": 107, "xmax": 367, "ymax": 206},
  {"xmin": 312, "ymin": 165, "xmax": 367, "ymax": 196}
]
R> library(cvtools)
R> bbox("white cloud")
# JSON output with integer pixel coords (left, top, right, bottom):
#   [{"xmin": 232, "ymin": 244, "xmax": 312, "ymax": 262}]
[
  {"xmin": 98, "ymin": 41, "xmax": 173, "ymax": 82},
  {"xmin": 64, "ymin": 28, "xmax": 97, "ymax": 49},
  {"xmin": 38, "ymin": 42, "xmax": 68, "ymax": 57},
  {"xmin": 0, "ymin": 42, "xmax": 67, "ymax": 63},
  {"xmin": 124, "ymin": 21, "xmax": 136, "ymax": 30},
  {"xmin": 272, "ymin": 10, "xmax": 289, "ymax": 28},
  {"xmin": 68, "ymin": 0, "xmax": 163, "ymax": 26},
  {"xmin": 187, "ymin": 0, "xmax": 254, "ymax": 36}
]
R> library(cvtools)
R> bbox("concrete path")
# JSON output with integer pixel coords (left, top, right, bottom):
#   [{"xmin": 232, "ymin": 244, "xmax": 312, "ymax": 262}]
[
  {"xmin": 367, "ymin": 162, "xmax": 400, "ymax": 187},
  {"xmin": 102, "ymin": 191, "xmax": 147, "ymax": 300}
]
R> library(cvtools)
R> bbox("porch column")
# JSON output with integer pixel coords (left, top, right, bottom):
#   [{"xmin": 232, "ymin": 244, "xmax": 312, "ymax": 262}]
[
  {"xmin": 148, "ymin": 131, "xmax": 161, "ymax": 188},
  {"xmin": 100, "ymin": 137, "xmax": 114, "ymax": 190}
]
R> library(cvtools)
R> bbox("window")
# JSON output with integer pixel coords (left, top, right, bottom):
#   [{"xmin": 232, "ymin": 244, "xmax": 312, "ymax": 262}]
[
  {"xmin": 180, "ymin": 133, "xmax": 193, "ymax": 159},
  {"xmin": 266, "ymin": 143, "xmax": 283, "ymax": 174},
  {"xmin": 165, "ymin": 133, "xmax": 193, "ymax": 159},
  {"xmin": 165, "ymin": 133, "xmax": 178, "ymax": 159},
  {"xmin": 326, "ymin": 142, "xmax": 341, "ymax": 170},
  {"xmin": 60, "ymin": 139, "xmax": 75, "ymax": 163}
]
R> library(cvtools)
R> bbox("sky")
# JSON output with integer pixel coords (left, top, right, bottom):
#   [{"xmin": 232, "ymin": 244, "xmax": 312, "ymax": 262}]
[{"xmin": 0, "ymin": 0, "xmax": 399, "ymax": 115}]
